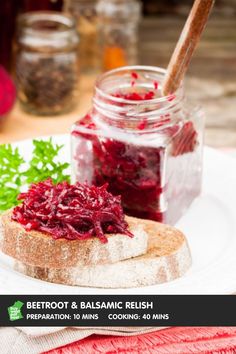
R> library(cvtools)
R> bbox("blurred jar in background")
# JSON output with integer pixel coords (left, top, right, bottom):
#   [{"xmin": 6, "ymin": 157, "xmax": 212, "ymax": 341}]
[
  {"xmin": 96, "ymin": 0, "xmax": 142, "ymax": 71},
  {"xmin": 64, "ymin": 0, "xmax": 99, "ymax": 74},
  {"xmin": 15, "ymin": 11, "xmax": 79, "ymax": 116},
  {"xmin": 0, "ymin": 1, "xmax": 63, "ymax": 72}
]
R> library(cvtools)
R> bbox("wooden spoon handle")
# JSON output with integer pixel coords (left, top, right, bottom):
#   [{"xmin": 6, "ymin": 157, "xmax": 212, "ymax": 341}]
[{"xmin": 162, "ymin": 0, "xmax": 215, "ymax": 96}]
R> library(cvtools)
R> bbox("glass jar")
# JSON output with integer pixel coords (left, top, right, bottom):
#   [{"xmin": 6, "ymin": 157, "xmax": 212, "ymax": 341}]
[
  {"xmin": 71, "ymin": 66, "xmax": 204, "ymax": 225},
  {"xmin": 64, "ymin": 0, "xmax": 98, "ymax": 74},
  {"xmin": 96, "ymin": 0, "xmax": 142, "ymax": 71},
  {"xmin": 15, "ymin": 11, "xmax": 79, "ymax": 116}
]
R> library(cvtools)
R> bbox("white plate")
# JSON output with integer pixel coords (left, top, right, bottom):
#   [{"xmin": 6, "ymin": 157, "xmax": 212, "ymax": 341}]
[{"xmin": 1, "ymin": 135, "xmax": 236, "ymax": 295}]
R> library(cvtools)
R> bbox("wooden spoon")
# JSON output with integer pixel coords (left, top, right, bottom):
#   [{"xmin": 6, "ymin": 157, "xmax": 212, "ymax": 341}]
[{"xmin": 162, "ymin": 0, "xmax": 215, "ymax": 96}]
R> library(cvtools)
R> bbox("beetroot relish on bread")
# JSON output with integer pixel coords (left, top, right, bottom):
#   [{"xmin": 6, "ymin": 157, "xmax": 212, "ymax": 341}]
[{"xmin": 12, "ymin": 179, "xmax": 133, "ymax": 243}]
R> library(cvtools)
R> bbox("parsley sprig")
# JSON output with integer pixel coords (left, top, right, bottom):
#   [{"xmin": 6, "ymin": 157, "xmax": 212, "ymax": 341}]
[
  {"xmin": 0, "ymin": 145, "xmax": 25, "ymax": 211},
  {"xmin": 25, "ymin": 139, "xmax": 70, "ymax": 184},
  {"xmin": 0, "ymin": 138, "xmax": 70, "ymax": 212}
]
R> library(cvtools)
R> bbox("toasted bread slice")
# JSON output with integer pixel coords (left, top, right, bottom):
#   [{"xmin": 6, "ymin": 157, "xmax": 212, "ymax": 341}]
[
  {"xmin": 0, "ymin": 210, "xmax": 148, "ymax": 268},
  {"xmin": 14, "ymin": 220, "xmax": 191, "ymax": 288}
]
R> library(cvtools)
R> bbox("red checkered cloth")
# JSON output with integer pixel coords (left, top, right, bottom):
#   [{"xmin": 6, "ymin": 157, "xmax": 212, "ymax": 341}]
[{"xmin": 45, "ymin": 327, "xmax": 236, "ymax": 354}]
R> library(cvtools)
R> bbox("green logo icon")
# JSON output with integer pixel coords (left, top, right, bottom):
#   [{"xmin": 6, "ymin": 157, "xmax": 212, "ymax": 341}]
[{"xmin": 8, "ymin": 301, "xmax": 24, "ymax": 321}]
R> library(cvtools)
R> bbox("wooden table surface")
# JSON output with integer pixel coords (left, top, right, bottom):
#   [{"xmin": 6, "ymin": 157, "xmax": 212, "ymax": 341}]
[{"xmin": 1, "ymin": 16, "xmax": 236, "ymax": 147}]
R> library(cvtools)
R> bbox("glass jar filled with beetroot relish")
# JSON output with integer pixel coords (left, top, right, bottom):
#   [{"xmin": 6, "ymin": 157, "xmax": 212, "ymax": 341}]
[{"xmin": 71, "ymin": 66, "xmax": 204, "ymax": 224}]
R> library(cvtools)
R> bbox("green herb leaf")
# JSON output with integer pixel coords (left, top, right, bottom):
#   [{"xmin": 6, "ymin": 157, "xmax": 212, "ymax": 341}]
[
  {"xmin": 0, "ymin": 138, "xmax": 70, "ymax": 212},
  {"xmin": 25, "ymin": 138, "xmax": 70, "ymax": 184},
  {"xmin": 0, "ymin": 144, "xmax": 25, "ymax": 212}
]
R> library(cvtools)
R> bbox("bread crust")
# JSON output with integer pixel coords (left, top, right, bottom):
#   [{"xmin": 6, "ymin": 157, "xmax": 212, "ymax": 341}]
[
  {"xmin": 14, "ymin": 220, "xmax": 192, "ymax": 288},
  {"xmin": 0, "ymin": 210, "xmax": 148, "ymax": 268}
]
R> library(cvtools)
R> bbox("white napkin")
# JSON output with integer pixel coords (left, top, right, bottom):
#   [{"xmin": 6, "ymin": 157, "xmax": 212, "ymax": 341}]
[{"xmin": 16, "ymin": 326, "xmax": 158, "ymax": 337}]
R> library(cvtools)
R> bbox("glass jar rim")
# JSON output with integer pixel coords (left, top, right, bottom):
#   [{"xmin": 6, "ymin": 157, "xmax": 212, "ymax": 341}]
[
  {"xmin": 95, "ymin": 65, "xmax": 184, "ymax": 106},
  {"xmin": 17, "ymin": 11, "xmax": 79, "ymax": 46},
  {"xmin": 93, "ymin": 66, "xmax": 185, "ymax": 132}
]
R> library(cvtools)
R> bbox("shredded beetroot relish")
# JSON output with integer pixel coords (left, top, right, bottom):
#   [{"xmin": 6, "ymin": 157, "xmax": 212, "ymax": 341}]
[
  {"xmin": 92, "ymin": 140, "xmax": 165, "ymax": 221},
  {"xmin": 72, "ymin": 118, "xmax": 198, "ymax": 222},
  {"xmin": 113, "ymin": 90, "xmax": 156, "ymax": 101},
  {"xmin": 12, "ymin": 179, "xmax": 133, "ymax": 243},
  {"xmin": 71, "ymin": 72, "xmax": 199, "ymax": 223}
]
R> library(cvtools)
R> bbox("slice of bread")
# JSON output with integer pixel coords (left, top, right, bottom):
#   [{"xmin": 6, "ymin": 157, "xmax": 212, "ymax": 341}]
[
  {"xmin": 14, "ymin": 219, "xmax": 191, "ymax": 288},
  {"xmin": 0, "ymin": 210, "xmax": 148, "ymax": 268}
]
